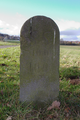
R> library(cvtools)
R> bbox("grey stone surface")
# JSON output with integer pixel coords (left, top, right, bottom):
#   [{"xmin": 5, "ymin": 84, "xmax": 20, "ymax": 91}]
[{"xmin": 20, "ymin": 16, "xmax": 60, "ymax": 106}]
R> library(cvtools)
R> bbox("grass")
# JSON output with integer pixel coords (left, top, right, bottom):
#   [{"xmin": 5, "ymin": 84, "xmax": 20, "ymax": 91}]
[
  {"xmin": 0, "ymin": 41, "xmax": 20, "ymax": 46},
  {"xmin": 0, "ymin": 45, "xmax": 80, "ymax": 120}
]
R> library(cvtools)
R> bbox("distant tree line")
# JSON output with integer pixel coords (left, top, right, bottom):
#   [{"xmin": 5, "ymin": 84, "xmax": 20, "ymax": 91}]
[
  {"xmin": 60, "ymin": 39, "xmax": 80, "ymax": 45},
  {"xmin": 0, "ymin": 33, "xmax": 20, "ymax": 41}
]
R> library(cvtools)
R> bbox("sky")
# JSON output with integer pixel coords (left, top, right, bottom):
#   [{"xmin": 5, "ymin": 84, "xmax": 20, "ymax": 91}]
[{"xmin": 0, "ymin": 0, "xmax": 80, "ymax": 41}]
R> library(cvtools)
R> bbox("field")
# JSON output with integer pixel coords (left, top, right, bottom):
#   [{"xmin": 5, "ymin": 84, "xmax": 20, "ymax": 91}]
[
  {"xmin": 0, "ymin": 42, "xmax": 80, "ymax": 120},
  {"xmin": 0, "ymin": 40, "xmax": 20, "ymax": 46}
]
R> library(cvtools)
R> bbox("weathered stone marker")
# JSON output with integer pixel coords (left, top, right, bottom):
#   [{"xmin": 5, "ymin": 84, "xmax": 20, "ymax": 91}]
[{"xmin": 20, "ymin": 16, "xmax": 60, "ymax": 107}]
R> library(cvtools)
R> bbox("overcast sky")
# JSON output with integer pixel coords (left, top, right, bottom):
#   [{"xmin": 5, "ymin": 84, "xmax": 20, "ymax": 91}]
[{"xmin": 0, "ymin": 0, "xmax": 80, "ymax": 41}]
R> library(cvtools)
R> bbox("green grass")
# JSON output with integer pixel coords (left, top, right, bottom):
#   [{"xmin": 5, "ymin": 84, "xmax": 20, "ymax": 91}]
[
  {"xmin": 0, "ymin": 41, "xmax": 20, "ymax": 46},
  {"xmin": 0, "ymin": 45, "xmax": 80, "ymax": 120},
  {"xmin": 60, "ymin": 45, "xmax": 80, "ymax": 80}
]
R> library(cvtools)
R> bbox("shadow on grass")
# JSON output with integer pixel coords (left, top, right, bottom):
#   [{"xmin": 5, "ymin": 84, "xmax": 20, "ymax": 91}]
[
  {"xmin": 59, "ymin": 91, "xmax": 80, "ymax": 110},
  {"xmin": 59, "ymin": 66, "xmax": 80, "ymax": 80}
]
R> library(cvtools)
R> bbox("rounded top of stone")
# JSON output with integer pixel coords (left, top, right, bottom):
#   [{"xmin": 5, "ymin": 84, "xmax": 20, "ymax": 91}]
[
  {"xmin": 20, "ymin": 16, "xmax": 60, "ymax": 49},
  {"xmin": 20, "ymin": 15, "xmax": 59, "ymax": 33}
]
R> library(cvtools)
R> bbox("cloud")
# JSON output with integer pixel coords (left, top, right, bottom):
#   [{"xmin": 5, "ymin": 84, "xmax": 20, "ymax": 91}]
[
  {"xmin": 55, "ymin": 19, "xmax": 80, "ymax": 41},
  {"xmin": 56, "ymin": 19, "xmax": 80, "ymax": 31},
  {"xmin": 60, "ymin": 28, "xmax": 80, "ymax": 36},
  {"xmin": 0, "ymin": 20, "xmax": 20, "ymax": 35},
  {"xmin": 60, "ymin": 35, "xmax": 79, "ymax": 41},
  {"xmin": 60, "ymin": 28, "xmax": 80, "ymax": 41},
  {"xmin": 0, "ymin": 13, "xmax": 27, "ymax": 35}
]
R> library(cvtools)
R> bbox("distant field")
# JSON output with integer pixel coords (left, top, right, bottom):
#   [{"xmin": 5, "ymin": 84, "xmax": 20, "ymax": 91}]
[
  {"xmin": 0, "ymin": 40, "xmax": 20, "ymax": 46},
  {"xmin": 60, "ymin": 45, "xmax": 80, "ymax": 67}
]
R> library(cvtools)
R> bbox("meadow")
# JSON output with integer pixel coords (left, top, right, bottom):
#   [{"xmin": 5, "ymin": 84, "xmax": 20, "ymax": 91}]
[
  {"xmin": 0, "ymin": 42, "xmax": 80, "ymax": 120},
  {"xmin": 0, "ymin": 40, "xmax": 20, "ymax": 46}
]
